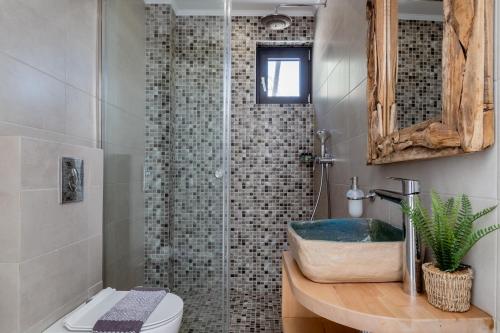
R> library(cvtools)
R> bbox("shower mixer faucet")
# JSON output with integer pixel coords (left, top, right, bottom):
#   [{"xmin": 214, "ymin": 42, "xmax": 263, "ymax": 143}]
[{"xmin": 310, "ymin": 130, "xmax": 336, "ymax": 220}]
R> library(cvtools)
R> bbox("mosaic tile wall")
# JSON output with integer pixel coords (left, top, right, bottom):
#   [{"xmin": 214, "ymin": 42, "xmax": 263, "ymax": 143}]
[
  {"xmin": 172, "ymin": 15, "xmax": 225, "ymax": 333},
  {"xmin": 145, "ymin": 6, "xmax": 225, "ymax": 333},
  {"xmin": 396, "ymin": 19, "xmax": 443, "ymax": 129},
  {"xmin": 145, "ymin": 4, "xmax": 175, "ymax": 288},
  {"xmin": 230, "ymin": 16, "xmax": 315, "ymax": 333}
]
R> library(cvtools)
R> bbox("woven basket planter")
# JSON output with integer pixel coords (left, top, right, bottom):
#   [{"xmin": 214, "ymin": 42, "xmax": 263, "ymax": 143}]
[{"xmin": 422, "ymin": 263, "xmax": 473, "ymax": 312}]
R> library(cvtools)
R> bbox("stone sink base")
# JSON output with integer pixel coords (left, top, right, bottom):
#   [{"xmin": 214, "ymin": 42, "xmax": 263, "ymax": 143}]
[{"xmin": 288, "ymin": 221, "xmax": 403, "ymax": 283}]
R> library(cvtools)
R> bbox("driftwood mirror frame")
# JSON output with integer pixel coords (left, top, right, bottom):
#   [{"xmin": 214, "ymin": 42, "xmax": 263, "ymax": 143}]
[{"xmin": 367, "ymin": 0, "xmax": 495, "ymax": 165}]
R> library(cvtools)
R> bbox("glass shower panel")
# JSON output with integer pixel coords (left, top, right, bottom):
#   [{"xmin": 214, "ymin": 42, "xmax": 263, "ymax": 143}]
[
  {"xmin": 101, "ymin": 0, "xmax": 146, "ymax": 290},
  {"xmin": 143, "ymin": 2, "xmax": 229, "ymax": 331},
  {"xmin": 102, "ymin": 0, "xmax": 230, "ymax": 332}
]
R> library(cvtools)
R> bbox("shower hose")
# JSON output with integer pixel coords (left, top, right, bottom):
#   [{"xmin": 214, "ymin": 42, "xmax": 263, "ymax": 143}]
[{"xmin": 310, "ymin": 163, "xmax": 332, "ymax": 220}]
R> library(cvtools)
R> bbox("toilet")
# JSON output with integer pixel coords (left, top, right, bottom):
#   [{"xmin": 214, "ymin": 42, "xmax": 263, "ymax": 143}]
[{"xmin": 44, "ymin": 288, "xmax": 183, "ymax": 333}]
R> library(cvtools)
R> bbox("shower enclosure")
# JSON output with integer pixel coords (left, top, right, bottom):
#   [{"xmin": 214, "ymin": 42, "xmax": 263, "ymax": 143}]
[{"xmin": 100, "ymin": 0, "xmax": 231, "ymax": 332}]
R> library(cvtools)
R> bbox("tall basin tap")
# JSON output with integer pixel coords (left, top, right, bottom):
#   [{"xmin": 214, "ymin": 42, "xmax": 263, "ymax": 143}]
[{"xmin": 370, "ymin": 177, "xmax": 422, "ymax": 296}]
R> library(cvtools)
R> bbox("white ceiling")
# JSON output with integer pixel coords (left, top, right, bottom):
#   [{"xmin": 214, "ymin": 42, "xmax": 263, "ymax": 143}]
[
  {"xmin": 144, "ymin": 0, "xmax": 324, "ymax": 16},
  {"xmin": 143, "ymin": 0, "xmax": 442, "ymax": 19},
  {"xmin": 399, "ymin": 0, "xmax": 443, "ymax": 21}
]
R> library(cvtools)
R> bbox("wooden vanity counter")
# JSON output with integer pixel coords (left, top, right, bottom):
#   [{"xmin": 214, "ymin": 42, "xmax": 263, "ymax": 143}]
[{"xmin": 282, "ymin": 251, "xmax": 493, "ymax": 333}]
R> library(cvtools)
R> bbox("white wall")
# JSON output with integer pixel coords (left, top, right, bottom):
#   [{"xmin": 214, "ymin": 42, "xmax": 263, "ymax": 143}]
[
  {"xmin": 0, "ymin": 0, "xmax": 103, "ymax": 332},
  {"xmin": 313, "ymin": 0, "xmax": 500, "ymax": 328}
]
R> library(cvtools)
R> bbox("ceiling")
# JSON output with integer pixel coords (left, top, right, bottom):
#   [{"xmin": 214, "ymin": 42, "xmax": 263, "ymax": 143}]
[
  {"xmin": 399, "ymin": 0, "xmax": 443, "ymax": 21},
  {"xmin": 144, "ymin": 0, "xmax": 442, "ymax": 19},
  {"xmin": 144, "ymin": 0, "xmax": 324, "ymax": 16}
]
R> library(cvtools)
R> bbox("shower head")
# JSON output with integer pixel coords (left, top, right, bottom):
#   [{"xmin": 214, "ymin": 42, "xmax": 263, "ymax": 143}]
[
  {"xmin": 261, "ymin": 12, "xmax": 292, "ymax": 30},
  {"xmin": 261, "ymin": 1, "xmax": 328, "ymax": 30},
  {"xmin": 316, "ymin": 129, "xmax": 330, "ymax": 145}
]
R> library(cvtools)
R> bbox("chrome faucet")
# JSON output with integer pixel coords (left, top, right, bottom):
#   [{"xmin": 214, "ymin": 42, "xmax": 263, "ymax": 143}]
[{"xmin": 368, "ymin": 177, "xmax": 423, "ymax": 296}]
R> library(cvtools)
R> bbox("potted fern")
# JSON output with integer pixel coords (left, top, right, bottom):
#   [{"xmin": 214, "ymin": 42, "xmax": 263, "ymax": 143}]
[{"xmin": 402, "ymin": 192, "xmax": 498, "ymax": 312}]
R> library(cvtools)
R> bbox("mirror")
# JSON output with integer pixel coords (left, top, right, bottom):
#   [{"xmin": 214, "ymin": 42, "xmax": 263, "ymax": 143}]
[
  {"xmin": 396, "ymin": 0, "xmax": 443, "ymax": 131},
  {"xmin": 367, "ymin": 0, "xmax": 494, "ymax": 165}
]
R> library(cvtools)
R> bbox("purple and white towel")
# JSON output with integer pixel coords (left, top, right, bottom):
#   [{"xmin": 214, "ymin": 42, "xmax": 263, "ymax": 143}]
[{"xmin": 93, "ymin": 287, "xmax": 167, "ymax": 333}]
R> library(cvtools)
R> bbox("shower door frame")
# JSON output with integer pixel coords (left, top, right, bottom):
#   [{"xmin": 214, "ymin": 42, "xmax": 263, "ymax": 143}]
[{"xmin": 222, "ymin": 0, "xmax": 232, "ymax": 331}]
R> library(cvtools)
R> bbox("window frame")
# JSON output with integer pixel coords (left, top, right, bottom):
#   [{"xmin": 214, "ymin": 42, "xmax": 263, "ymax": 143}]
[{"xmin": 256, "ymin": 46, "xmax": 312, "ymax": 105}]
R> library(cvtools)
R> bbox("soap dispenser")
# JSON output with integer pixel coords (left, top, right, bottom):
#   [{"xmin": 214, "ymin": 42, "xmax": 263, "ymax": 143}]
[{"xmin": 346, "ymin": 176, "xmax": 364, "ymax": 218}]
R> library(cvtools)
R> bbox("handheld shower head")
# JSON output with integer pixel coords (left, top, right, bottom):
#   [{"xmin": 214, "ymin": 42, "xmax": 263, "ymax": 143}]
[
  {"xmin": 316, "ymin": 129, "xmax": 330, "ymax": 158},
  {"xmin": 316, "ymin": 129, "xmax": 330, "ymax": 145}
]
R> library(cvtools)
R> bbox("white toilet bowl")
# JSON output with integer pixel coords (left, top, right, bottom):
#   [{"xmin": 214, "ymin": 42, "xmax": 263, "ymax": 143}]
[{"xmin": 44, "ymin": 288, "xmax": 183, "ymax": 333}]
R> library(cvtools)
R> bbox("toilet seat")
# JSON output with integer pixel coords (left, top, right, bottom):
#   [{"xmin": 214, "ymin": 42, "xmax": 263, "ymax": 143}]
[{"xmin": 47, "ymin": 288, "xmax": 183, "ymax": 332}]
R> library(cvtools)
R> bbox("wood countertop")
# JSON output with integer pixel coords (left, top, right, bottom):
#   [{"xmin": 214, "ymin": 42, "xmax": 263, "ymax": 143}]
[{"xmin": 283, "ymin": 251, "xmax": 494, "ymax": 333}]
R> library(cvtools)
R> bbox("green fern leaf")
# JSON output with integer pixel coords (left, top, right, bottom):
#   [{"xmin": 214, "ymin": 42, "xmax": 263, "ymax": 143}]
[
  {"xmin": 451, "ymin": 224, "xmax": 500, "ymax": 271},
  {"xmin": 402, "ymin": 192, "xmax": 497, "ymax": 273}
]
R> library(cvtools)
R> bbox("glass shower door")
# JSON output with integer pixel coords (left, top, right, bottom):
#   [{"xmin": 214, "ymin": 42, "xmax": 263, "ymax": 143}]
[{"xmin": 102, "ymin": 0, "xmax": 231, "ymax": 332}]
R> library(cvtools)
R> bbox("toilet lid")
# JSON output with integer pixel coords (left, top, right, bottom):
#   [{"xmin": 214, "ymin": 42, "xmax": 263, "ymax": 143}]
[{"xmin": 63, "ymin": 288, "xmax": 183, "ymax": 332}]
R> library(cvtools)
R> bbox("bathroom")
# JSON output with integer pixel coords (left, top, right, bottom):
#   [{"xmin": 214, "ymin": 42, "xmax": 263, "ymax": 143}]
[{"xmin": 0, "ymin": 0, "xmax": 498, "ymax": 332}]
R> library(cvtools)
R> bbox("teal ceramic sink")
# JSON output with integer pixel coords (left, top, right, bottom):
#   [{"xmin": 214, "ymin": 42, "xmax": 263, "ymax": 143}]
[{"xmin": 288, "ymin": 218, "xmax": 404, "ymax": 283}]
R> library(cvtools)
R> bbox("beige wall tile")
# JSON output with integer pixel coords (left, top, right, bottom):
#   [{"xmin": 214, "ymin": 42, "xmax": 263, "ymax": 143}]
[
  {"xmin": 89, "ymin": 148, "xmax": 105, "ymax": 188},
  {"xmin": 88, "ymin": 281, "xmax": 103, "ymax": 297},
  {"xmin": 347, "ymin": 80, "xmax": 367, "ymax": 139},
  {"xmin": 65, "ymin": 0, "xmax": 98, "ymax": 95},
  {"xmin": 347, "ymin": 1, "xmax": 368, "ymax": 91},
  {"xmin": 0, "ymin": 137, "xmax": 21, "ymax": 262},
  {"xmin": 0, "ymin": 263, "xmax": 20, "ymax": 333},
  {"xmin": 65, "ymin": 37, "xmax": 97, "ymax": 96},
  {"xmin": 20, "ymin": 137, "xmax": 101, "ymax": 190},
  {"xmin": 16, "ymin": 0, "xmax": 68, "ymax": 30},
  {"xmin": 326, "ymin": 57, "xmax": 349, "ymax": 109},
  {"xmin": 0, "ymin": 136, "xmax": 21, "ymax": 191},
  {"xmin": 88, "ymin": 235, "xmax": 103, "ymax": 287},
  {"xmin": 0, "ymin": 121, "xmax": 97, "ymax": 148},
  {"xmin": 66, "ymin": 0, "xmax": 98, "ymax": 46},
  {"xmin": 65, "ymin": 86, "xmax": 96, "ymax": 142},
  {"xmin": 19, "ymin": 187, "xmax": 102, "ymax": 261},
  {"xmin": 23, "ymin": 290, "xmax": 87, "ymax": 333},
  {"xmin": 0, "ymin": 0, "xmax": 66, "ymax": 80},
  {"xmin": 0, "ymin": 0, "xmax": 99, "ymax": 142},
  {"xmin": 330, "ymin": 140, "xmax": 350, "ymax": 186},
  {"xmin": 0, "ymin": 0, "xmax": 101, "ymax": 331},
  {"xmin": 88, "ymin": 186, "xmax": 104, "ymax": 237},
  {"xmin": 19, "ymin": 241, "xmax": 89, "ymax": 332},
  {"xmin": 0, "ymin": 192, "xmax": 21, "ymax": 262},
  {"xmin": 0, "ymin": 53, "xmax": 66, "ymax": 132}
]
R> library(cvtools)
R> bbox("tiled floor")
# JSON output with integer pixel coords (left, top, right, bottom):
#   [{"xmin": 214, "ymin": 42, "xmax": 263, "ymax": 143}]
[
  {"xmin": 177, "ymin": 287, "xmax": 225, "ymax": 333},
  {"xmin": 230, "ymin": 291, "xmax": 282, "ymax": 333}
]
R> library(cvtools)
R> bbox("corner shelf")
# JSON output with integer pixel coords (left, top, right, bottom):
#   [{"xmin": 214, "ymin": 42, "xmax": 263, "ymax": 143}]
[{"xmin": 282, "ymin": 251, "xmax": 493, "ymax": 333}]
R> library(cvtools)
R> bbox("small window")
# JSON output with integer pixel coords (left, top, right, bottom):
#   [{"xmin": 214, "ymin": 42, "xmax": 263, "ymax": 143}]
[{"xmin": 256, "ymin": 46, "xmax": 312, "ymax": 104}]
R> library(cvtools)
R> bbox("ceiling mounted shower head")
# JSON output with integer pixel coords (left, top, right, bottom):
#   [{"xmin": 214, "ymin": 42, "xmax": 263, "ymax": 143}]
[
  {"xmin": 261, "ymin": 1, "xmax": 328, "ymax": 30},
  {"xmin": 261, "ymin": 12, "xmax": 292, "ymax": 30}
]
